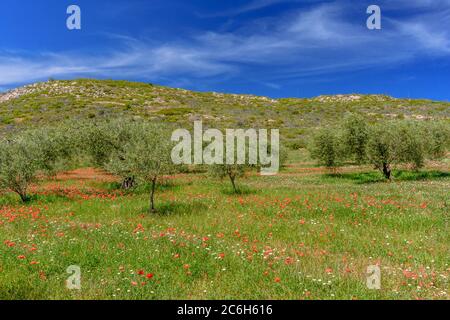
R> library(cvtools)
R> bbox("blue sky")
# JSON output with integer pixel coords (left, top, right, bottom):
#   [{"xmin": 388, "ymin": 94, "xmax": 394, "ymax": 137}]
[{"xmin": 1, "ymin": 0, "xmax": 449, "ymax": 100}]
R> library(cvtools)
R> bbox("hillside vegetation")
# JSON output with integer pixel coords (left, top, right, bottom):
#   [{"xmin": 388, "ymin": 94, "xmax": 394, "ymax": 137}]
[{"xmin": 1, "ymin": 79, "xmax": 449, "ymax": 147}]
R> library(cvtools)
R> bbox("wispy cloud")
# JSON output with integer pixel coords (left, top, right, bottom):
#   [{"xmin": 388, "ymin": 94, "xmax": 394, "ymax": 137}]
[
  {"xmin": 197, "ymin": 0, "xmax": 300, "ymax": 17},
  {"xmin": 392, "ymin": 10, "xmax": 450, "ymax": 54},
  {"xmin": 386, "ymin": 0, "xmax": 450, "ymax": 9},
  {"xmin": 1, "ymin": 1, "xmax": 449, "ymax": 89}
]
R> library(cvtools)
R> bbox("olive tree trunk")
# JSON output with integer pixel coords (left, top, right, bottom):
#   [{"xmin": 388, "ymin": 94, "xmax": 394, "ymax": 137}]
[
  {"xmin": 228, "ymin": 173, "xmax": 237, "ymax": 193},
  {"xmin": 149, "ymin": 177, "xmax": 157, "ymax": 213},
  {"xmin": 382, "ymin": 162, "xmax": 391, "ymax": 180},
  {"xmin": 121, "ymin": 176, "xmax": 135, "ymax": 190}
]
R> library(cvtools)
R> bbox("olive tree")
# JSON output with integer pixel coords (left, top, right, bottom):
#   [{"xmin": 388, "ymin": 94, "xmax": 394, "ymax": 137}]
[
  {"xmin": 207, "ymin": 132, "xmax": 283, "ymax": 193},
  {"xmin": 83, "ymin": 120, "xmax": 138, "ymax": 189},
  {"xmin": 209, "ymin": 163, "xmax": 248, "ymax": 193},
  {"xmin": 0, "ymin": 125, "xmax": 76, "ymax": 202},
  {"xmin": 366, "ymin": 123, "xmax": 398, "ymax": 179},
  {"xmin": 341, "ymin": 114, "xmax": 368, "ymax": 164},
  {"xmin": 395, "ymin": 121, "xmax": 427, "ymax": 170},
  {"xmin": 423, "ymin": 122, "xmax": 449, "ymax": 160},
  {"xmin": 309, "ymin": 128, "xmax": 343, "ymax": 169},
  {"xmin": 366, "ymin": 122, "xmax": 427, "ymax": 179},
  {"xmin": 22, "ymin": 126, "xmax": 76, "ymax": 176},
  {"xmin": 106, "ymin": 121, "xmax": 174, "ymax": 213},
  {"xmin": 0, "ymin": 136, "xmax": 43, "ymax": 202}
]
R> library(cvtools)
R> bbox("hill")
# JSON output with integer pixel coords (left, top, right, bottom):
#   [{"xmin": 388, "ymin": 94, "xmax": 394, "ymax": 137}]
[{"xmin": 1, "ymin": 79, "xmax": 449, "ymax": 146}]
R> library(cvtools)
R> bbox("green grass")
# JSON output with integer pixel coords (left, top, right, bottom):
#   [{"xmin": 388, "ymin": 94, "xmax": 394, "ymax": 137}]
[
  {"xmin": 0, "ymin": 153, "xmax": 448, "ymax": 300},
  {"xmin": 323, "ymin": 170, "xmax": 450, "ymax": 184}
]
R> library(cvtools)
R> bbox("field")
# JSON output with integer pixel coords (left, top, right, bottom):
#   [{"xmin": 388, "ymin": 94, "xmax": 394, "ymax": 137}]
[{"xmin": 1, "ymin": 150, "xmax": 448, "ymax": 300}]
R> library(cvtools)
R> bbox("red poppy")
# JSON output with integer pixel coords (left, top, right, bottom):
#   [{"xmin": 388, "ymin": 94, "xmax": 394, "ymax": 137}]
[
  {"xmin": 133, "ymin": 224, "xmax": 144, "ymax": 234},
  {"xmin": 4, "ymin": 240, "xmax": 15, "ymax": 247},
  {"xmin": 146, "ymin": 273, "xmax": 154, "ymax": 279},
  {"xmin": 39, "ymin": 271, "xmax": 47, "ymax": 280},
  {"xmin": 284, "ymin": 257, "xmax": 294, "ymax": 265}
]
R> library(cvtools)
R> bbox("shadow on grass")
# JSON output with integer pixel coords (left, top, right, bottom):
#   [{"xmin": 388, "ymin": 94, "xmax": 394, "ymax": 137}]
[
  {"xmin": 104, "ymin": 180, "xmax": 188, "ymax": 195},
  {"xmin": 393, "ymin": 170, "xmax": 449, "ymax": 181},
  {"xmin": 324, "ymin": 170, "xmax": 450, "ymax": 184},
  {"xmin": 221, "ymin": 185, "xmax": 257, "ymax": 196},
  {"xmin": 0, "ymin": 279, "xmax": 47, "ymax": 300},
  {"xmin": 0, "ymin": 192, "xmax": 71, "ymax": 206},
  {"xmin": 148, "ymin": 200, "xmax": 209, "ymax": 216}
]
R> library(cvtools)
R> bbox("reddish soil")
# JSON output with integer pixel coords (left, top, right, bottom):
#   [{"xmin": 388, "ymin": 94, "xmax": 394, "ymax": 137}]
[{"xmin": 54, "ymin": 168, "xmax": 118, "ymax": 183}]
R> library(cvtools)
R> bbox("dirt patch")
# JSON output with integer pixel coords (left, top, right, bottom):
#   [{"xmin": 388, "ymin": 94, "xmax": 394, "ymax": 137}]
[{"xmin": 54, "ymin": 168, "xmax": 118, "ymax": 183}]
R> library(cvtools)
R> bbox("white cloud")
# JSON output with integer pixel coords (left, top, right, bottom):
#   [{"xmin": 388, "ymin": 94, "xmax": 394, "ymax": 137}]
[
  {"xmin": 393, "ymin": 10, "xmax": 450, "ymax": 54},
  {"xmin": 1, "ymin": 1, "xmax": 449, "ymax": 88}
]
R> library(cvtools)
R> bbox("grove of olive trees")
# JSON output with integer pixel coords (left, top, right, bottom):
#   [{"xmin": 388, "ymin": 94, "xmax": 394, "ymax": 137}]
[
  {"xmin": 0, "ymin": 119, "xmax": 175, "ymax": 212},
  {"xmin": 1, "ymin": 115, "xmax": 447, "ymax": 209},
  {"xmin": 309, "ymin": 114, "xmax": 449, "ymax": 179}
]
